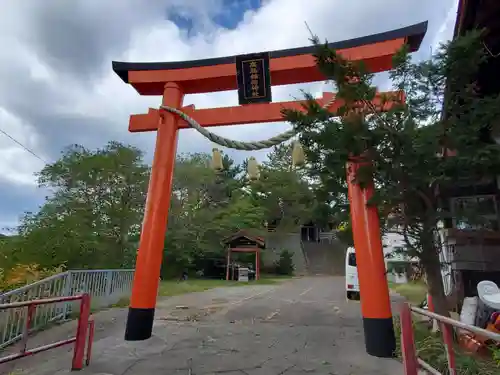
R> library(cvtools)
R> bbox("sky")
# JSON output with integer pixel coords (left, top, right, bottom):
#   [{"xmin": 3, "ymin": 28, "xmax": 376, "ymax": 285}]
[{"xmin": 0, "ymin": 0, "xmax": 459, "ymax": 232}]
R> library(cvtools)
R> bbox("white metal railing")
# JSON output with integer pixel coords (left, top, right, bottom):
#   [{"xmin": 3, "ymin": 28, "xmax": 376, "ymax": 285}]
[
  {"xmin": 319, "ymin": 231, "xmax": 338, "ymax": 243},
  {"xmin": 0, "ymin": 269, "xmax": 134, "ymax": 349}
]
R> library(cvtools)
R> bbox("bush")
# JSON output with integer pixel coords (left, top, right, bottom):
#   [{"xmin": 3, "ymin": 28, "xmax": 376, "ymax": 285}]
[
  {"xmin": 274, "ymin": 249, "xmax": 295, "ymax": 276},
  {"xmin": 0, "ymin": 263, "xmax": 65, "ymax": 292}
]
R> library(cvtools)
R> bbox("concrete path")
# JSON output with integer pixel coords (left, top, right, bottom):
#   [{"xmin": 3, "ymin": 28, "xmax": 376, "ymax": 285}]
[{"xmin": 1, "ymin": 277, "xmax": 406, "ymax": 375}]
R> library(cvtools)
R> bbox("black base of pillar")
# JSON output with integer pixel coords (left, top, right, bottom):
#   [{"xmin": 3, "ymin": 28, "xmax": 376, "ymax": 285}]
[
  {"xmin": 362, "ymin": 317, "xmax": 396, "ymax": 358},
  {"xmin": 124, "ymin": 307, "xmax": 155, "ymax": 341}
]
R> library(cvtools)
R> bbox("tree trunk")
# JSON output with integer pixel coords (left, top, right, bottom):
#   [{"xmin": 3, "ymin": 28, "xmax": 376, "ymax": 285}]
[{"xmin": 421, "ymin": 240, "xmax": 449, "ymax": 317}]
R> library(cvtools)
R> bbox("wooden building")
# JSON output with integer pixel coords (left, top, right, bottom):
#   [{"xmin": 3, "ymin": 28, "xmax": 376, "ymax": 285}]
[{"xmin": 438, "ymin": 0, "xmax": 500, "ymax": 301}]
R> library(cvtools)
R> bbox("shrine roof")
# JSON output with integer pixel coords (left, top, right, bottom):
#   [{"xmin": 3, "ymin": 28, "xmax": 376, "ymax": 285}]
[{"xmin": 223, "ymin": 230, "xmax": 265, "ymax": 248}]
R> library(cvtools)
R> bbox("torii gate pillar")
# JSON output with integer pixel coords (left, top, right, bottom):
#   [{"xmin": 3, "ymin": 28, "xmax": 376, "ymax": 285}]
[{"xmin": 125, "ymin": 83, "xmax": 183, "ymax": 340}]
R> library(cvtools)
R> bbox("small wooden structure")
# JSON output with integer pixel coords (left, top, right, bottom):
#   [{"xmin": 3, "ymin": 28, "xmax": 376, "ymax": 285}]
[{"xmin": 223, "ymin": 231, "xmax": 265, "ymax": 281}]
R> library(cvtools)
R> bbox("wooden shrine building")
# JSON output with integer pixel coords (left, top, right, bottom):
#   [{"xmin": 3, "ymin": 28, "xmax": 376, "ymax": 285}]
[{"xmin": 223, "ymin": 231, "xmax": 265, "ymax": 281}]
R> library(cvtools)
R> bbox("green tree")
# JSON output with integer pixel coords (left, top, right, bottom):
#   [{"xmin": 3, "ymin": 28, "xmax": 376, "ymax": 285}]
[
  {"xmin": 164, "ymin": 152, "xmax": 217, "ymax": 273},
  {"xmin": 274, "ymin": 249, "xmax": 295, "ymax": 275},
  {"xmin": 284, "ymin": 30, "xmax": 500, "ymax": 315},
  {"xmin": 15, "ymin": 142, "xmax": 150, "ymax": 269},
  {"xmin": 249, "ymin": 143, "xmax": 316, "ymax": 232},
  {"xmin": 162, "ymin": 152, "xmax": 263, "ymax": 277}
]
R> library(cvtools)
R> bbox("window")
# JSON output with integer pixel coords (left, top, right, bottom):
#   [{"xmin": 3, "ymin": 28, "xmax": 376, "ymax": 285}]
[
  {"xmin": 451, "ymin": 195, "xmax": 499, "ymax": 230},
  {"xmin": 348, "ymin": 253, "xmax": 357, "ymax": 267}
]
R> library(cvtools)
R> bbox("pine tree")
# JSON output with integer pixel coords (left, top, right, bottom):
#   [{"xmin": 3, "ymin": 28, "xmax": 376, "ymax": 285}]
[{"xmin": 284, "ymin": 30, "xmax": 500, "ymax": 315}]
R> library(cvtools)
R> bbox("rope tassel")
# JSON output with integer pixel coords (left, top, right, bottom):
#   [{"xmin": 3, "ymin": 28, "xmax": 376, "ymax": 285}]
[
  {"xmin": 247, "ymin": 157, "xmax": 259, "ymax": 180},
  {"xmin": 292, "ymin": 141, "xmax": 305, "ymax": 167},
  {"xmin": 211, "ymin": 148, "xmax": 224, "ymax": 171}
]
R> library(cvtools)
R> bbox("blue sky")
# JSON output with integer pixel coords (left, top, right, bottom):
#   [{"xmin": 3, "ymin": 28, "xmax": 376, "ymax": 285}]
[
  {"xmin": 169, "ymin": 0, "xmax": 262, "ymax": 32},
  {"xmin": 0, "ymin": 0, "xmax": 459, "ymax": 233}
]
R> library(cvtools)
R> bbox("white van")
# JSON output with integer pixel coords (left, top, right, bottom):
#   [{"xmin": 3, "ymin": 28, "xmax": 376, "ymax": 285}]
[{"xmin": 345, "ymin": 247, "xmax": 360, "ymax": 300}]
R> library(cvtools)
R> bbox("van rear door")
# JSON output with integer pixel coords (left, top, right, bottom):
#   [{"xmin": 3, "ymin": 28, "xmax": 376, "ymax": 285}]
[{"xmin": 346, "ymin": 251, "xmax": 359, "ymax": 291}]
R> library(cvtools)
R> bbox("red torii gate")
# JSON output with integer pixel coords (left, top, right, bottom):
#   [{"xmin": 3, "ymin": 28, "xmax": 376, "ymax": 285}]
[{"xmin": 112, "ymin": 21, "xmax": 427, "ymax": 358}]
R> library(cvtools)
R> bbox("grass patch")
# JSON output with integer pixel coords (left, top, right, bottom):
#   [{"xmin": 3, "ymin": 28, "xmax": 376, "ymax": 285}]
[
  {"xmin": 394, "ymin": 320, "xmax": 500, "ymax": 374},
  {"xmin": 109, "ymin": 297, "xmax": 130, "ymax": 308},
  {"xmin": 158, "ymin": 276, "xmax": 285, "ymax": 297},
  {"xmin": 389, "ymin": 281, "xmax": 427, "ymax": 304}
]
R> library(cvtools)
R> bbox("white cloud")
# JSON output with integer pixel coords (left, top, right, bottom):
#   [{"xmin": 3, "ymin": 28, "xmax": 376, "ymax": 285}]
[
  {"xmin": 0, "ymin": 108, "xmax": 45, "ymax": 186},
  {"xmin": 0, "ymin": 0, "xmax": 459, "ymax": 226},
  {"xmin": 431, "ymin": 1, "xmax": 459, "ymax": 51}
]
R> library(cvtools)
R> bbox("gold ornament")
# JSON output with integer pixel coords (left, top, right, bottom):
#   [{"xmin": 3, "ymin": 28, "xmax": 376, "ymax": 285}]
[
  {"xmin": 211, "ymin": 148, "xmax": 223, "ymax": 171},
  {"xmin": 292, "ymin": 141, "xmax": 305, "ymax": 167}
]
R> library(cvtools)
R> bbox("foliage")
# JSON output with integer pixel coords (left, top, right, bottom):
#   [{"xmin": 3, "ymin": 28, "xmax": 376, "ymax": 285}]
[
  {"xmin": 336, "ymin": 221, "xmax": 354, "ymax": 247},
  {"xmin": 0, "ymin": 263, "xmax": 65, "ymax": 292},
  {"xmin": 162, "ymin": 151, "xmax": 266, "ymax": 277},
  {"xmin": 273, "ymin": 249, "xmax": 295, "ymax": 275},
  {"xmin": 6, "ymin": 142, "xmax": 150, "ymax": 270},
  {"xmin": 1, "ymin": 140, "xmax": 316, "ymax": 280},
  {"xmin": 388, "ymin": 281, "xmax": 427, "ymax": 304},
  {"xmin": 283, "ymin": 29, "xmax": 500, "ymax": 315},
  {"xmin": 249, "ymin": 143, "xmax": 317, "ymax": 232}
]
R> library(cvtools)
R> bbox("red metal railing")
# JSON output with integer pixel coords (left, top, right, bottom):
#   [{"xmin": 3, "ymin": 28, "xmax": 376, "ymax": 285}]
[
  {"xmin": 400, "ymin": 302, "xmax": 500, "ymax": 375},
  {"xmin": 0, "ymin": 294, "xmax": 94, "ymax": 371}
]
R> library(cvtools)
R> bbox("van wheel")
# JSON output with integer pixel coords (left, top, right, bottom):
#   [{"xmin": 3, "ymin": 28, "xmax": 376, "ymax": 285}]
[{"xmin": 347, "ymin": 291, "xmax": 360, "ymax": 300}]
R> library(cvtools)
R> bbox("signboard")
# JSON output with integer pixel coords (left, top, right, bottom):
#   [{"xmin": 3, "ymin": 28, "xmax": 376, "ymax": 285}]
[
  {"xmin": 235, "ymin": 52, "xmax": 272, "ymax": 105},
  {"xmin": 238, "ymin": 267, "xmax": 249, "ymax": 282}
]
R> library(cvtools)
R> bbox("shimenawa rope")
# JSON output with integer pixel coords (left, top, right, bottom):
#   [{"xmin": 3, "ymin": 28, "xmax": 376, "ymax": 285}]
[{"xmin": 159, "ymin": 94, "xmax": 337, "ymax": 151}]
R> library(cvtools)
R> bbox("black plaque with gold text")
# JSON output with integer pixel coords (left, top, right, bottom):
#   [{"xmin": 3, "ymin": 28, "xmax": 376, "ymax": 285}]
[{"xmin": 235, "ymin": 52, "xmax": 272, "ymax": 105}]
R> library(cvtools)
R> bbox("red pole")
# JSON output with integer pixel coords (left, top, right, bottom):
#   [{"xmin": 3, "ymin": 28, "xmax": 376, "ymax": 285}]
[
  {"xmin": 427, "ymin": 291, "xmax": 456, "ymax": 374},
  {"xmin": 346, "ymin": 160, "xmax": 395, "ymax": 357},
  {"xmin": 428, "ymin": 293, "xmax": 438, "ymax": 331},
  {"xmin": 125, "ymin": 82, "xmax": 184, "ymax": 341},
  {"xmin": 72, "ymin": 294, "xmax": 90, "ymax": 371},
  {"xmin": 442, "ymin": 322, "xmax": 457, "ymax": 375},
  {"xmin": 400, "ymin": 303, "xmax": 419, "ymax": 375},
  {"xmin": 427, "ymin": 293, "xmax": 434, "ymax": 311},
  {"xmin": 226, "ymin": 249, "xmax": 231, "ymax": 281},
  {"xmin": 86, "ymin": 320, "xmax": 95, "ymax": 366},
  {"xmin": 21, "ymin": 304, "xmax": 35, "ymax": 354},
  {"xmin": 255, "ymin": 250, "xmax": 260, "ymax": 280}
]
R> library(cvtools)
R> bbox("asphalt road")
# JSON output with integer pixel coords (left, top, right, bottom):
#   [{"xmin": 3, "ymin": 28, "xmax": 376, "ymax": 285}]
[{"xmin": 2, "ymin": 276, "xmax": 406, "ymax": 375}]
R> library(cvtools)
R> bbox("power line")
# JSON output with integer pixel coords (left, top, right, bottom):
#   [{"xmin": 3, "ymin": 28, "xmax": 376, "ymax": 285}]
[{"xmin": 0, "ymin": 125, "xmax": 47, "ymax": 164}]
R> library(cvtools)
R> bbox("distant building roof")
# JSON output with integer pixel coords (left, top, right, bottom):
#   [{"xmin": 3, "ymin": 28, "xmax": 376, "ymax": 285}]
[{"xmin": 223, "ymin": 230, "xmax": 265, "ymax": 248}]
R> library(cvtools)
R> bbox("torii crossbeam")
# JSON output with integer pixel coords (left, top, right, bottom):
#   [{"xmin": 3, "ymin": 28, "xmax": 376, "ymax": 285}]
[{"xmin": 112, "ymin": 21, "xmax": 427, "ymax": 358}]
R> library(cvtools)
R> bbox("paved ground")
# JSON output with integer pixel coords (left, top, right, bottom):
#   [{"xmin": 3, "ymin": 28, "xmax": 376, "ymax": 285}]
[{"xmin": 1, "ymin": 277, "xmax": 406, "ymax": 375}]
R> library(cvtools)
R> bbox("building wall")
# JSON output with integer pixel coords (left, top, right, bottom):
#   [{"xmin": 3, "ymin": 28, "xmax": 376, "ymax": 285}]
[
  {"xmin": 383, "ymin": 232, "xmax": 417, "ymax": 284},
  {"xmin": 263, "ymin": 232, "xmax": 307, "ymax": 274}
]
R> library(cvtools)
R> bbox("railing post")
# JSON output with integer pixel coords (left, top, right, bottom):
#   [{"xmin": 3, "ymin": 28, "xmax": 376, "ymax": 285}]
[
  {"xmin": 71, "ymin": 294, "xmax": 90, "ymax": 371},
  {"xmin": 21, "ymin": 304, "xmax": 35, "ymax": 353},
  {"xmin": 63, "ymin": 271, "xmax": 73, "ymax": 319},
  {"xmin": 441, "ymin": 322, "xmax": 457, "ymax": 375},
  {"xmin": 105, "ymin": 271, "xmax": 113, "ymax": 304},
  {"xmin": 400, "ymin": 303, "xmax": 419, "ymax": 375}
]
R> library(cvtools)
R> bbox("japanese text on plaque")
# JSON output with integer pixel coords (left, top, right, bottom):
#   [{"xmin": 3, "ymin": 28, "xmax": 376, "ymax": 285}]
[{"xmin": 242, "ymin": 59, "xmax": 266, "ymax": 99}]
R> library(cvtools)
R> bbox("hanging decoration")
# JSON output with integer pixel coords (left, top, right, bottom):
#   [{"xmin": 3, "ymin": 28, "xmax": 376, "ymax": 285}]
[
  {"xmin": 292, "ymin": 141, "xmax": 305, "ymax": 167},
  {"xmin": 247, "ymin": 157, "xmax": 260, "ymax": 180},
  {"xmin": 211, "ymin": 148, "xmax": 224, "ymax": 171}
]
